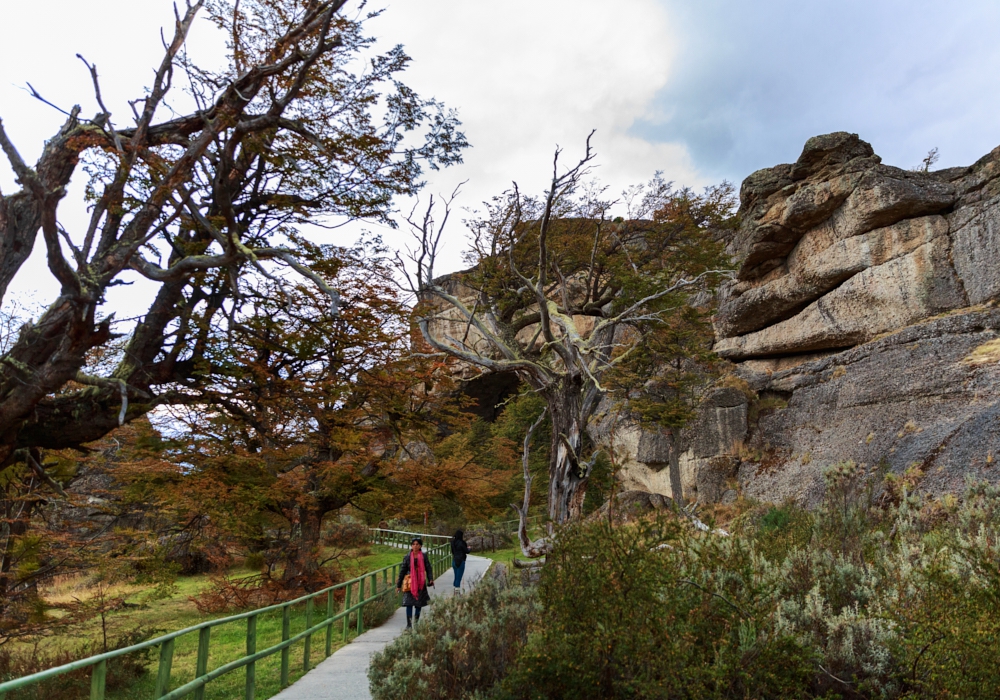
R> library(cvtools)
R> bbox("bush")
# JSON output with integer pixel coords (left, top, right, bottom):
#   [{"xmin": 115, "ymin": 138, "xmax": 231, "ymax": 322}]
[
  {"xmin": 496, "ymin": 518, "xmax": 815, "ymax": 700},
  {"xmin": 369, "ymin": 568, "xmax": 539, "ymax": 700},
  {"xmin": 362, "ymin": 580, "xmax": 398, "ymax": 629},
  {"xmin": 192, "ymin": 568, "xmax": 338, "ymax": 613},
  {"xmin": 368, "ymin": 466, "xmax": 1000, "ymax": 699}
]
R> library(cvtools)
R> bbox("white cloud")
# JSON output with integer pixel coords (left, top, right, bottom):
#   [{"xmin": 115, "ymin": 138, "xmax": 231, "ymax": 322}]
[{"xmin": 366, "ymin": 0, "xmax": 697, "ymax": 274}]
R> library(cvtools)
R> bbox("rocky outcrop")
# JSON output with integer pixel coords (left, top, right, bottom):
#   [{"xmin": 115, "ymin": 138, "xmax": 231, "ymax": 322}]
[
  {"xmin": 636, "ymin": 133, "xmax": 1000, "ymax": 506},
  {"xmin": 590, "ymin": 386, "xmax": 749, "ymax": 504},
  {"xmin": 736, "ymin": 308, "xmax": 1000, "ymax": 505},
  {"xmin": 714, "ymin": 132, "xmax": 1000, "ymax": 362}
]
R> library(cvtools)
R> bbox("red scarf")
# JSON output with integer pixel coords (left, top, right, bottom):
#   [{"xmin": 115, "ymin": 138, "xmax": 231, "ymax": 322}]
[{"xmin": 410, "ymin": 550, "xmax": 426, "ymax": 594}]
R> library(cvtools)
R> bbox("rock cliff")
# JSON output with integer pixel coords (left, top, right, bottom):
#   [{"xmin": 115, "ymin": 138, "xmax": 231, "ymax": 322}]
[
  {"xmin": 423, "ymin": 133, "xmax": 1000, "ymax": 507},
  {"xmin": 619, "ymin": 132, "xmax": 1000, "ymax": 505}
]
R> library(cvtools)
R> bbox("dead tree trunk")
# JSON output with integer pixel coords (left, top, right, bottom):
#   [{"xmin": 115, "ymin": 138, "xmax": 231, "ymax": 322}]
[{"xmin": 511, "ymin": 409, "xmax": 551, "ymax": 558}]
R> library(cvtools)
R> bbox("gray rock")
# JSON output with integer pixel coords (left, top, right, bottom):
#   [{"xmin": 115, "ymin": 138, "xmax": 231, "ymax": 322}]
[
  {"xmin": 951, "ymin": 194, "xmax": 1000, "ymax": 305},
  {"xmin": 736, "ymin": 309, "xmax": 1000, "ymax": 505},
  {"xmin": 716, "ymin": 234, "xmax": 968, "ymax": 359},
  {"xmin": 714, "ymin": 133, "xmax": 982, "ymax": 361}
]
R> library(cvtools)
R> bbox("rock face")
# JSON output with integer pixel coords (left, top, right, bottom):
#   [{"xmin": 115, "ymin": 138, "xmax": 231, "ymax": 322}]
[
  {"xmin": 738, "ymin": 309, "xmax": 1000, "ymax": 505},
  {"xmin": 616, "ymin": 133, "xmax": 1000, "ymax": 506},
  {"xmin": 425, "ymin": 133, "xmax": 1000, "ymax": 507},
  {"xmin": 714, "ymin": 132, "xmax": 1000, "ymax": 362}
]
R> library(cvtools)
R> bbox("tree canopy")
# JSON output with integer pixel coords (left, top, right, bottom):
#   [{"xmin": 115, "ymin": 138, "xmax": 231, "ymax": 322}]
[{"xmin": 0, "ymin": 0, "xmax": 465, "ymax": 471}]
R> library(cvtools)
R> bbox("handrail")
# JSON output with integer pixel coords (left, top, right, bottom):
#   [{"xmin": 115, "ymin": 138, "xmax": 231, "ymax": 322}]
[
  {"xmin": 368, "ymin": 528, "xmax": 450, "ymax": 541},
  {"xmin": 0, "ymin": 532, "xmax": 450, "ymax": 700}
]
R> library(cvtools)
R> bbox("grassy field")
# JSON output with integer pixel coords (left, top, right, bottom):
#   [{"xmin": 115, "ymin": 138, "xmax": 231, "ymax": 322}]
[{"xmin": 6, "ymin": 544, "xmax": 413, "ymax": 700}]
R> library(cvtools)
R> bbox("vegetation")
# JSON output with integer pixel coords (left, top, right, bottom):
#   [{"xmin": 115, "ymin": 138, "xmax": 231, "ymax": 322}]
[
  {"xmin": 369, "ymin": 569, "xmax": 540, "ymax": 700},
  {"xmin": 372, "ymin": 463, "xmax": 1000, "ymax": 699},
  {"xmin": 0, "ymin": 544, "xmax": 404, "ymax": 699}
]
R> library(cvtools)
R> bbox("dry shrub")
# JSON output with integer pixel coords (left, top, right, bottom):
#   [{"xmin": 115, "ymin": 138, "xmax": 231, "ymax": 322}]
[
  {"xmin": 324, "ymin": 521, "xmax": 369, "ymax": 550},
  {"xmin": 192, "ymin": 569, "xmax": 339, "ymax": 614}
]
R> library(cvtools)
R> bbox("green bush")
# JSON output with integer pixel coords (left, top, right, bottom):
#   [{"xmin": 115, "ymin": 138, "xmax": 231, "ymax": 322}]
[
  {"xmin": 369, "ymin": 568, "xmax": 539, "ymax": 700},
  {"xmin": 369, "ymin": 469, "xmax": 1000, "ymax": 699},
  {"xmin": 362, "ymin": 580, "xmax": 398, "ymax": 629},
  {"xmin": 495, "ymin": 518, "xmax": 815, "ymax": 700}
]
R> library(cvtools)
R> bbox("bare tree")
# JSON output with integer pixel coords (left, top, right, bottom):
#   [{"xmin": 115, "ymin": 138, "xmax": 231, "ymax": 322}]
[
  {"xmin": 0, "ymin": 1, "xmax": 465, "ymax": 478},
  {"xmin": 401, "ymin": 136, "xmax": 734, "ymax": 537}
]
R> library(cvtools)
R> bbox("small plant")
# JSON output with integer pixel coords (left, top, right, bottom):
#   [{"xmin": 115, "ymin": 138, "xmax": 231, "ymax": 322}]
[
  {"xmin": 760, "ymin": 505, "xmax": 793, "ymax": 531},
  {"xmin": 369, "ymin": 568, "xmax": 538, "ymax": 700},
  {"xmin": 748, "ymin": 395, "xmax": 788, "ymax": 423}
]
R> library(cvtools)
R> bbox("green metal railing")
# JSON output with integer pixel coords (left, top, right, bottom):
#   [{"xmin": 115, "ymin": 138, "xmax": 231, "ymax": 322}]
[
  {"xmin": 368, "ymin": 528, "xmax": 450, "ymax": 548},
  {"xmin": 0, "ymin": 535, "xmax": 449, "ymax": 700}
]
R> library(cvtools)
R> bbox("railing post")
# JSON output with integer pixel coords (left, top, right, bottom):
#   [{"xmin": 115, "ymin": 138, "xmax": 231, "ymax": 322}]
[
  {"xmin": 325, "ymin": 589, "xmax": 334, "ymax": 658},
  {"xmin": 357, "ymin": 577, "xmax": 365, "ymax": 636},
  {"xmin": 245, "ymin": 614, "xmax": 257, "ymax": 700},
  {"xmin": 154, "ymin": 638, "xmax": 175, "ymax": 699},
  {"xmin": 280, "ymin": 606, "xmax": 291, "ymax": 688},
  {"xmin": 342, "ymin": 582, "xmax": 352, "ymax": 641},
  {"xmin": 194, "ymin": 626, "xmax": 211, "ymax": 700},
  {"xmin": 90, "ymin": 659, "xmax": 107, "ymax": 700},
  {"xmin": 303, "ymin": 597, "xmax": 314, "ymax": 672}
]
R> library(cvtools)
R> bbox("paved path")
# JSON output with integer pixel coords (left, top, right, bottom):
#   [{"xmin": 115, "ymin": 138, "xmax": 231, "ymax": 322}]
[{"xmin": 272, "ymin": 554, "xmax": 492, "ymax": 700}]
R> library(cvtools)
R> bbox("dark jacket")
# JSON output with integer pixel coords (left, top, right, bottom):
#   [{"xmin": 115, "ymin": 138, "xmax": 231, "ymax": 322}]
[
  {"xmin": 451, "ymin": 538, "xmax": 470, "ymax": 565},
  {"xmin": 397, "ymin": 551, "xmax": 434, "ymax": 608}
]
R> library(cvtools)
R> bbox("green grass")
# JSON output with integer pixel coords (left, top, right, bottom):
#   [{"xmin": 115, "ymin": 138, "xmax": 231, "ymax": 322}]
[{"xmin": 7, "ymin": 544, "xmax": 429, "ymax": 700}]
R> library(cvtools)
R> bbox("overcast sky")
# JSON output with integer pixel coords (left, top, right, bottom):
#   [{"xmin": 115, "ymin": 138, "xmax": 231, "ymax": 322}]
[{"xmin": 2, "ymin": 0, "xmax": 1000, "ymax": 310}]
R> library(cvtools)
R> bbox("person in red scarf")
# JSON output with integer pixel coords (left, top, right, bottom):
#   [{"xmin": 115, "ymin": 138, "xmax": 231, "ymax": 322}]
[{"xmin": 396, "ymin": 537, "xmax": 435, "ymax": 628}]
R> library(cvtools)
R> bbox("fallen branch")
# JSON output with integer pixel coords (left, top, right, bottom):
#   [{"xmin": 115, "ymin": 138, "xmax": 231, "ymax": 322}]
[{"xmin": 512, "ymin": 557, "xmax": 546, "ymax": 569}]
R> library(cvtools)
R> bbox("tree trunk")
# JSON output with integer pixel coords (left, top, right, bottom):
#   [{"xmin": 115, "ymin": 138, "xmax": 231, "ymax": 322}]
[
  {"xmin": 547, "ymin": 398, "xmax": 589, "ymax": 524},
  {"xmin": 281, "ymin": 504, "xmax": 324, "ymax": 588}
]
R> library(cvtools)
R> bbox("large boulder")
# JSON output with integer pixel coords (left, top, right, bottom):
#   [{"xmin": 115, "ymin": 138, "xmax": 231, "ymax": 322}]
[
  {"xmin": 609, "ymin": 135, "xmax": 1000, "ymax": 506},
  {"xmin": 714, "ymin": 133, "xmax": 1000, "ymax": 362}
]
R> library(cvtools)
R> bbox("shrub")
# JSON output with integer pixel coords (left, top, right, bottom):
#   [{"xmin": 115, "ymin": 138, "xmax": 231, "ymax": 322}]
[
  {"xmin": 495, "ymin": 518, "xmax": 815, "ymax": 700},
  {"xmin": 369, "ymin": 475, "xmax": 1000, "ymax": 699},
  {"xmin": 362, "ymin": 580, "xmax": 398, "ymax": 629},
  {"xmin": 369, "ymin": 568, "xmax": 539, "ymax": 700}
]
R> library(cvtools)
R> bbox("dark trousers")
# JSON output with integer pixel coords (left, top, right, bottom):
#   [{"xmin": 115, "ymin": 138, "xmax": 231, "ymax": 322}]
[{"xmin": 453, "ymin": 559, "xmax": 466, "ymax": 588}]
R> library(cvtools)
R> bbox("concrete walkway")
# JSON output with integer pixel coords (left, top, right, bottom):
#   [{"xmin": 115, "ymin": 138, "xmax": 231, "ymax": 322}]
[{"xmin": 272, "ymin": 554, "xmax": 492, "ymax": 700}]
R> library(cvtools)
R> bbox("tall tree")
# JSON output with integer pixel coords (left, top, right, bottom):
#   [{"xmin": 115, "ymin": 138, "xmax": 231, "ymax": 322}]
[
  {"xmin": 165, "ymin": 243, "xmax": 469, "ymax": 586},
  {"xmin": 0, "ymin": 0, "xmax": 465, "ymax": 480},
  {"xmin": 404, "ymin": 137, "xmax": 734, "ymax": 530}
]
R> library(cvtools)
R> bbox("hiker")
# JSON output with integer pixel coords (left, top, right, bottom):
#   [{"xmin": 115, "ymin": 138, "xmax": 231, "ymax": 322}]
[
  {"xmin": 396, "ymin": 537, "xmax": 434, "ymax": 628},
  {"xmin": 451, "ymin": 529, "xmax": 470, "ymax": 591}
]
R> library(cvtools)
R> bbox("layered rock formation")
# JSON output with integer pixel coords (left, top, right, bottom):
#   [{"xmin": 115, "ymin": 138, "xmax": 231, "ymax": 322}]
[
  {"xmin": 627, "ymin": 132, "xmax": 1000, "ymax": 505},
  {"xmin": 424, "ymin": 133, "xmax": 1000, "ymax": 506},
  {"xmin": 714, "ymin": 131, "xmax": 1000, "ymax": 364}
]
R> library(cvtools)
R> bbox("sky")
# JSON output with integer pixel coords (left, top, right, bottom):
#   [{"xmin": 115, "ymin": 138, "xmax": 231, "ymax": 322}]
[{"xmin": 2, "ymin": 0, "xmax": 1000, "ymax": 313}]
